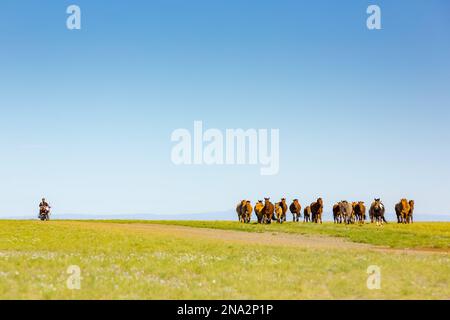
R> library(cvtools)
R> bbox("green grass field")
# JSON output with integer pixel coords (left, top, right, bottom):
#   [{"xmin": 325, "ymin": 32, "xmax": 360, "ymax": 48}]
[
  {"xmin": 109, "ymin": 220, "xmax": 450, "ymax": 249},
  {"xmin": 0, "ymin": 220, "xmax": 449, "ymax": 299}
]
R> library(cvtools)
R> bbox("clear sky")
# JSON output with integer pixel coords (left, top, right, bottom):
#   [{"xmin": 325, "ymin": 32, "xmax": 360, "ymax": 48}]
[{"xmin": 1, "ymin": 0, "xmax": 449, "ymax": 217}]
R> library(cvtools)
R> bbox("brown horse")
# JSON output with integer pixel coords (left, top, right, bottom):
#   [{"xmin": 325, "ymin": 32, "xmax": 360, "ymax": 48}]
[
  {"xmin": 279, "ymin": 198, "xmax": 288, "ymax": 222},
  {"xmin": 236, "ymin": 200, "xmax": 246, "ymax": 222},
  {"xmin": 310, "ymin": 198, "xmax": 323, "ymax": 224},
  {"xmin": 395, "ymin": 199, "xmax": 411, "ymax": 224},
  {"xmin": 408, "ymin": 200, "xmax": 415, "ymax": 223},
  {"xmin": 254, "ymin": 200, "xmax": 264, "ymax": 223},
  {"xmin": 303, "ymin": 206, "xmax": 311, "ymax": 222},
  {"xmin": 289, "ymin": 199, "xmax": 302, "ymax": 222},
  {"xmin": 242, "ymin": 201, "xmax": 253, "ymax": 223},
  {"xmin": 237, "ymin": 200, "xmax": 252, "ymax": 223},
  {"xmin": 353, "ymin": 201, "xmax": 366, "ymax": 224},
  {"xmin": 262, "ymin": 198, "xmax": 275, "ymax": 224},
  {"xmin": 274, "ymin": 203, "xmax": 283, "ymax": 223},
  {"xmin": 333, "ymin": 203, "xmax": 341, "ymax": 223}
]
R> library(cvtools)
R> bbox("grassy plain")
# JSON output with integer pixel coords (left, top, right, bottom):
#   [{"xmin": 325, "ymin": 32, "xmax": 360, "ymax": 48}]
[
  {"xmin": 0, "ymin": 220, "xmax": 448, "ymax": 299},
  {"xmin": 106, "ymin": 220, "xmax": 450, "ymax": 249}
]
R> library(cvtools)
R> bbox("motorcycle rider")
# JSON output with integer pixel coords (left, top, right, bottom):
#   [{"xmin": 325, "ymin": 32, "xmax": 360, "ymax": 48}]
[{"xmin": 39, "ymin": 198, "xmax": 51, "ymax": 220}]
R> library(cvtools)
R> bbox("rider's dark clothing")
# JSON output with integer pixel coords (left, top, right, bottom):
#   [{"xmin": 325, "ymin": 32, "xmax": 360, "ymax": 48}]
[
  {"xmin": 39, "ymin": 201, "xmax": 51, "ymax": 214},
  {"xmin": 39, "ymin": 201, "xmax": 49, "ymax": 208}
]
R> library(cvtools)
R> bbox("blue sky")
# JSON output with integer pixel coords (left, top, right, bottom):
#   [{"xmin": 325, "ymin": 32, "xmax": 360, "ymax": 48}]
[{"xmin": 0, "ymin": 0, "xmax": 449, "ymax": 217}]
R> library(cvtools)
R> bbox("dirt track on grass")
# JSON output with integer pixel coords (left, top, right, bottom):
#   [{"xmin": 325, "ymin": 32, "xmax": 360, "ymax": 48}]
[{"xmin": 66, "ymin": 221, "xmax": 449, "ymax": 255}]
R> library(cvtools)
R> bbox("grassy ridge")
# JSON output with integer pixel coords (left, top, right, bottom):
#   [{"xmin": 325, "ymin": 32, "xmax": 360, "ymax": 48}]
[
  {"xmin": 0, "ymin": 221, "xmax": 449, "ymax": 299},
  {"xmin": 101, "ymin": 220, "xmax": 450, "ymax": 249}
]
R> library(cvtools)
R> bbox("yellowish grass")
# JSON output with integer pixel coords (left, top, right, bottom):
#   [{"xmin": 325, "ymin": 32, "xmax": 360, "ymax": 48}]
[{"xmin": 0, "ymin": 221, "xmax": 448, "ymax": 299}]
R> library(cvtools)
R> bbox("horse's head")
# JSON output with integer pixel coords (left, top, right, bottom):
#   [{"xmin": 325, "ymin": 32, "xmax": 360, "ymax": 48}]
[{"xmin": 317, "ymin": 198, "xmax": 323, "ymax": 206}]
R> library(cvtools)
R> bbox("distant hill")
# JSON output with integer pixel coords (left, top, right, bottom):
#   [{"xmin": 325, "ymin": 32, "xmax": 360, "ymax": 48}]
[
  {"xmin": 2, "ymin": 210, "xmax": 449, "ymax": 222},
  {"xmin": 1, "ymin": 210, "xmax": 236, "ymax": 221}
]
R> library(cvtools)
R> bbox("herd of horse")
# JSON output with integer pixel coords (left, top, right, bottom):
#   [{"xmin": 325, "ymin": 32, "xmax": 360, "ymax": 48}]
[{"xmin": 236, "ymin": 198, "xmax": 415, "ymax": 226}]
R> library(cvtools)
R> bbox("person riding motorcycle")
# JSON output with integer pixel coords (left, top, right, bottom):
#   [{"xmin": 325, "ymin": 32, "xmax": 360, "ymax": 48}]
[{"xmin": 39, "ymin": 198, "xmax": 51, "ymax": 221}]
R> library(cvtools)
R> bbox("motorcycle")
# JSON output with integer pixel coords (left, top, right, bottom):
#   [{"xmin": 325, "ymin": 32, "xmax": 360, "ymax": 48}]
[{"xmin": 38, "ymin": 206, "xmax": 51, "ymax": 221}]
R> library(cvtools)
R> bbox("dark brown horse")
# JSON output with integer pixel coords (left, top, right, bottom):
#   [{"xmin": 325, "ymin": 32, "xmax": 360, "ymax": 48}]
[
  {"xmin": 263, "ymin": 198, "xmax": 275, "ymax": 224},
  {"xmin": 333, "ymin": 203, "xmax": 340, "ymax": 223},
  {"xmin": 289, "ymin": 199, "xmax": 302, "ymax": 222},
  {"xmin": 310, "ymin": 198, "xmax": 323, "ymax": 224},
  {"xmin": 236, "ymin": 200, "xmax": 246, "ymax": 222},
  {"xmin": 353, "ymin": 201, "xmax": 366, "ymax": 224}
]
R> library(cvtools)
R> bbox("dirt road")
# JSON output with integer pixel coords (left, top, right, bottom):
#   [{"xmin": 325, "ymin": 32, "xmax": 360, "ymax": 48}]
[{"xmin": 65, "ymin": 221, "xmax": 449, "ymax": 255}]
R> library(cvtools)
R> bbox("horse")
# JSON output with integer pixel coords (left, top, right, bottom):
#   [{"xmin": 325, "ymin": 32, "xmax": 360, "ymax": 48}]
[
  {"xmin": 262, "ymin": 198, "xmax": 275, "ymax": 224},
  {"xmin": 289, "ymin": 199, "xmax": 302, "ymax": 222},
  {"xmin": 303, "ymin": 206, "xmax": 311, "ymax": 223},
  {"xmin": 274, "ymin": 203, "xmax": 283, "ymax": 223},
  {"xmin": 353, "ymin": 201, "xmax": 366, "ymax": 224},
  {"xmin": 395, "ymin": 199, "xmax": 411, "ymax": 224},
  {"xmin": 242, "ymin": 201, "xmax": 253, "ymax": 223},
  {"xmin": 370, "ymin": 198, "xmax": 386, "ymax": 226},
  {"xmin": 236, "ymin": 200, "xmax": 246, "ymax": 222},
  {"xmin": 310, "ymin": 198, "xmax": 324, "ymax": 224},
  {"xmin": 408, "ymin": 200, "xmax": 415, "ymax": 223},
  {"xmin": 279, "ymin": 198, "xmax": 288, "ymax": 222},
  {"xmin": 254, "ymin": 200, "xmax": 265, "ymax": 224},
  {"xmin": 333, "ymin": 203, "xmax": 341, "ymax": 223},
  {"xmin": 339, "ymin": 201, "xmax": 353, "ymax": 224}
]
